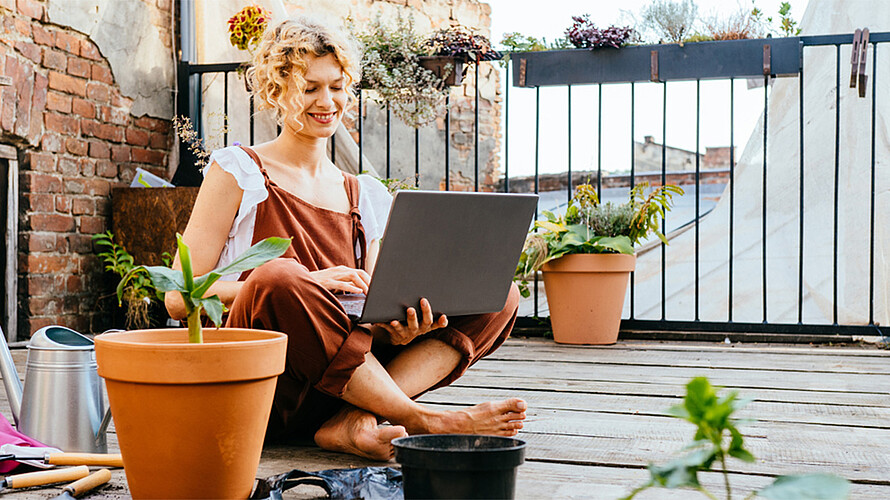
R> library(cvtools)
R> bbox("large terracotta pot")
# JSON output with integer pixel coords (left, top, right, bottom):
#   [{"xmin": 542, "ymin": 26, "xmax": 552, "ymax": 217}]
[
  {"xmin": 95, "ymin": 328, "xmax": 287, "ymax": 499},
  {"xmin": 541, "ymin": 253, "xmax": 636, "ymax": 345}
]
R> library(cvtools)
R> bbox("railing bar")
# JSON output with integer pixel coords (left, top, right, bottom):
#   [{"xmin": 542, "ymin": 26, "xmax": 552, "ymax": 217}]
[
  {"xmin": 567, "ymin": 85, "xmax": 572, "ymax": 205},
  {"xmin": 761, "ymin": 74, "xmax": 768, "ymax": 324},
  {"xmin": 798, "ymin": 50, "xmax": 805, "ymax": 324},
  {"xmin": 869, "ymin": 43, "xmax": 877, "ymax": 325},
  {"xmin": 533, "ymin": 86, "xmax": 540, "ymax": 316},
  {"xmin": 833, "ymin": 44, "xmax": 840, "ymax": 326},
  {"xmin": 248, "ymin": 93, "xmax": 254, "ymax": 146},
  {"xmin": 414, "ymin": 124, "xmax": 419, "ymax": 187},
  {"xmin": 223, "ymin": 71, "xmax": 228, "ymax": 146},
  {"xmin": 358, "ymin": 92, "xmax": 363, "ymax": 174},
  {"xmin": 331, "ymin": 133, "xmax": 336, "ymax": 164},
  {"xmin": 630, "ymin": 82, "xmax": 635, "ymax": 319},
  {"xmin": 386, "ymin": 104, "xmax": 391, "ymax": 179},
  {"xmin": 729, "ymin": 78, "xmax": 735, "ymax": 323},
  {"xmin": 597, "ymin": 84, "xmax": 602, "ymax": 195},
  {"xmin": 504, "ymin": 63, "xmax": 509, "ymax": 194},
  {"xmin": 474, "ymin": 62, "xmax": 480, "ymax": 192},
  {"xmin": 695, "ymin": 79, "xmax": 700, "ymax": 322},
  {"xmin": 445, "ymin": 93, "xmax": 450, "ymax": 191},
  {"xmin": 661, "ymin": 82, "xmax": 666, "ymax": 321},
  {"xmin": 196, "ymin": 73, "xmax": 203, "ymax": 139}
]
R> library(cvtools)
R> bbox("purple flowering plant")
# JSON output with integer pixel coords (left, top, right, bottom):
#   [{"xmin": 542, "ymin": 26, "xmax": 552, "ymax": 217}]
[{"xmin": 565, "ymin": 15, "xmax": 634, "ymax": 49}]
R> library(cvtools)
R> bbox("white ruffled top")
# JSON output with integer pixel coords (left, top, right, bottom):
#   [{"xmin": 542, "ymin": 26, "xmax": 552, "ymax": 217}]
[{"xmin": 207, "ymin": 146, "xmax": 393, "ymax": 280}]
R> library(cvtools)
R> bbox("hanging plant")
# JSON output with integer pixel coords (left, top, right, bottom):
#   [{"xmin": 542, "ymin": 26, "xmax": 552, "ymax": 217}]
[
  {"xmin": 355, "ymin": 14, "xmax": 447, "ymax": 128},
  {"xmin": 227, "ymin": 5, "xmax": 272, "ymax": 56}
]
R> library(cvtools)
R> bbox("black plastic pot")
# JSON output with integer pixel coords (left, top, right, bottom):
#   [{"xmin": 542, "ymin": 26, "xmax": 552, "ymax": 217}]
[{"xmin": 393, "ymin": 434, "xmax": 526, "ymax": 499}]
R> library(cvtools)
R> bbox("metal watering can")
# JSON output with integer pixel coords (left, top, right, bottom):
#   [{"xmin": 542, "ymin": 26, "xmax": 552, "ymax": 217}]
[{"xmin": 0, "ymin": 326, "xmax": 112, "ymax": 453}]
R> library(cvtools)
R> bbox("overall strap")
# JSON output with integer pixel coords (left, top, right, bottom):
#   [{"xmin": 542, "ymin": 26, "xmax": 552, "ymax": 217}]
[{"xmin": 344, "ymin": 175, "xmax": 367, "ymax": 271}]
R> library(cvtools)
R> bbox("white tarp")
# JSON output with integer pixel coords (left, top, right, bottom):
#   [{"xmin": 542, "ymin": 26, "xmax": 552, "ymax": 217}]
[{"xmin": 631, "ymin": 0, "xmax": 890, "ymax": 327}]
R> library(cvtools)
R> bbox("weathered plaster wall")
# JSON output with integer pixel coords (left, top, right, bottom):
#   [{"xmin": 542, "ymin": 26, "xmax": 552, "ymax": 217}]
[
  {"xmin": 0, "ymin": 0, "xmax": 174, "ymax": 337},
  {"xmin": 194, "ymin": 0, "xmax": 502, "ymax": 190},
  {"xmin": 46, "ymin": 0, "xmax": 174, "ymax": 118}
]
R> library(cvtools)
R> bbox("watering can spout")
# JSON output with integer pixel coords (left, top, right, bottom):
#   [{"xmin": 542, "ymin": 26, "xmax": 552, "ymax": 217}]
[{"xmin": 0, "ymin": 326, "xmax": 23, "ymax": 425}]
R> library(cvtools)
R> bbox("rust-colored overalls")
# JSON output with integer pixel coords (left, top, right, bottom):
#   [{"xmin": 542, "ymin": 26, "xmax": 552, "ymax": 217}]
[{"xmin": 226, "ymin": 146, "xmax": 520, "ymax": 441}]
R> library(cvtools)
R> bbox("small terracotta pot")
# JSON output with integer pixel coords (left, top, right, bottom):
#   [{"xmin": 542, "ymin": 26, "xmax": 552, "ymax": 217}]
[
  {"xmin": 95, "ymin": 328, "xmax": 287, "ymax": 499},
  {"xmin": 541, "ymin": 253, "xmax": 635, "ymax": 345}
]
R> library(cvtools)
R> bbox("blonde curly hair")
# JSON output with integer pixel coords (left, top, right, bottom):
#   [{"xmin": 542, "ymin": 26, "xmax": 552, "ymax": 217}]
[{"xmin": 247, "ymin": 16, "xmax": 361, "ymax": 130}]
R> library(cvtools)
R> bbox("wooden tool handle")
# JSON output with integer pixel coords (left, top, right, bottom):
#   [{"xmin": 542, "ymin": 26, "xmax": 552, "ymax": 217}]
[
  {"xmin": 6, "ymin": 465, "xmax": 89, "ymax": 489},
  {"xmin": 63, "ymin": 469, "xmax": 112, "ymax": 497},
  {"xmin": 46, "ymin": 453, "xmax": 124, "ymax": 468}
]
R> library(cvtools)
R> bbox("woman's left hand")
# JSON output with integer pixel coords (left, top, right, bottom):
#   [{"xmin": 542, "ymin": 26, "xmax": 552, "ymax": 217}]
[{"xmin": 372, "ymin": 298, "xmax": 448, "ymax": 345}]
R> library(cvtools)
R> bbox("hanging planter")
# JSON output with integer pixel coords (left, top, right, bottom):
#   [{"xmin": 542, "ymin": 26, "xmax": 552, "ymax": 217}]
[{"xmin": 419, "ymin": 55, "xmax": 465, "ymax": 87}]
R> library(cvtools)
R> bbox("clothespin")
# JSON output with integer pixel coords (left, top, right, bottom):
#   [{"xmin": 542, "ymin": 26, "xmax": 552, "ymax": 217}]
[
  {"xmin": 851, "ymin": 28, "xmax": 869, "ymax": 98},
  {"xmin": 858, "ymin": 28, "xmax": 869, "ymax": 98},
  {"xmin": 850, "ymin": 29, "xmax": 861, "ymax": 88}
]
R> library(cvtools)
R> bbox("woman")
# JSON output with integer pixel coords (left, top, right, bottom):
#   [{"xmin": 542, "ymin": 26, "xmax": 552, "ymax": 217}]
[{"xmin": 166, "ymin": 16, "xmax": 525, "ymax": 461}]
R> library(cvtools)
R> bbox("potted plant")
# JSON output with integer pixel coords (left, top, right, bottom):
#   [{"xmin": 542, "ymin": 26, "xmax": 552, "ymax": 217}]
[
  {"xmin": 511, "ymin": 6, "xmax": 801, "ymax": 87},
  {"xmin": 92, "ymin": 231, "xmax": 170, "ymax": 330},
  {"xmin": 622, "ymin": 377, "xmax": 849, "ymax": 499},
  {"xmin": 94, "ymin": 234, "xmax": 290, "ymax": 499},
  {"xmin": 516, "ymin": 182, "xmax": 683, "ymax": 344},
  {"xmin": 355, "ymin": 14, "xmax": 448, "ymax": 128},
  {"xmin": 421, "ymin": 25, "xmax": 501, "ymax": 86}
]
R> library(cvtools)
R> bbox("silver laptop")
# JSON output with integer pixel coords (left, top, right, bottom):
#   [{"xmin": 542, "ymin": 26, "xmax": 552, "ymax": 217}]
[{"xmin": 338, "ymin": 190, "xmax": 538, "ymax": 324}]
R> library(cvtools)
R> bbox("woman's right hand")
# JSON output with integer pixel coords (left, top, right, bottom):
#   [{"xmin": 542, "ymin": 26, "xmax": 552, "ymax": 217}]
[{"xmin": 310, "ymin": 266, "xmax": 371, "ymax": 294}]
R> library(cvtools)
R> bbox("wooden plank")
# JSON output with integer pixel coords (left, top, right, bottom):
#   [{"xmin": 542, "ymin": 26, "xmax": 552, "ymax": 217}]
[
  {"xmin": 413, "ymin": 401, "xmax": 890, "ymax": 484},
  {"xmin": 454, "ymin": 374, "xmax": 890, "ymax": 407},
  {"xmin": 490, "ymin": 341, "xmax": 890, "ymax": 374},
  {"xmin": 468, "ymin": 359, "xmax": 890, "ymax": 393},
  {"xmin": 421, "ymin": 385, "xmax": 890, "ymax": 428},
  {"xmin": 505, "ymin": 337, "xmax": 890, "ymax": 357}
]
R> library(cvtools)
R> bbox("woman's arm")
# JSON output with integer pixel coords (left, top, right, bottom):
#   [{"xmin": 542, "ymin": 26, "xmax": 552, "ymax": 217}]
[{"xmin": 164, "ymin": 161, "xmax": 244, "ymax": 320}]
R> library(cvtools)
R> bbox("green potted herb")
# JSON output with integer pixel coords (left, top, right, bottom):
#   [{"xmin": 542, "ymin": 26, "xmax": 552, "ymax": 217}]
[
  {"xmin": 622, "ymin": 377, "xmax": 850, "ymax": 499},
  {"xmin": 94, "ymin": 235, "xmax": 290, "ymax": 499},
  {"xmin": 516, "ymin": 182, "xmax": 682, "ymax": 344}
]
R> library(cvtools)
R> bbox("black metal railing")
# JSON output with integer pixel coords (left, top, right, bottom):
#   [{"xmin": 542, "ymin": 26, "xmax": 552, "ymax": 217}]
[{"xmin": 177, "ymin": 31, "xmax": 888, "ymax": 339}]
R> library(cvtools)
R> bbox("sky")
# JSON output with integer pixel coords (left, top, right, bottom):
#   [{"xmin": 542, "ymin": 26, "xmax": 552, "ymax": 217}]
[{"xmin": 483, "ymin": 0, "xmax": 811, "ymax": 177}]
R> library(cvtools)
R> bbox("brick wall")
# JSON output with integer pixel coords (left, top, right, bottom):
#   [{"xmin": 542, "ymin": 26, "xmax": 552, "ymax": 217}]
[{"xmin": 0, "ymin": 0, "xmax": 173, "ymax": 338}]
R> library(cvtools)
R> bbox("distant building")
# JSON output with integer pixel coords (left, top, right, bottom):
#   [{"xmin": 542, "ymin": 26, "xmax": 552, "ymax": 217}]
[{"xmin": 634, "ymin": 136, "xmax": 733, "ymax": 173}]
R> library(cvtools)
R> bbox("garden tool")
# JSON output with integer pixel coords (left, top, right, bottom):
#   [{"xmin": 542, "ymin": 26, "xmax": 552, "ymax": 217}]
[
  {"xmin": 0, "ymin": 452, "xmax": 122, "ymax": 468},
  {"xmin": 0, "ymin": 326, "xmax": 112, "ymax": 453},
  {"xmin": 0, "ymin": 465, "xmax": 89, "ymax": 492},
  {"xmin": 50, "ymin": 468, "xmax": 112, "ymax": 500}
]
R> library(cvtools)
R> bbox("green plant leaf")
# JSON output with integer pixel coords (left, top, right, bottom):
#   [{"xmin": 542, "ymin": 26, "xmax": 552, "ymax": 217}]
[
  {"xmin": 140, "ymin": 265, "xmax": 186, "ymax": 293},
  {"xmin": 209, "ymin": 236, "xmax": 291, "ymax": 278},
  {"xmin": 647, "ymin": 448, "xmax": 715, "ymax": 489},
  {"xmin": 596, "ymin": 236, "xmax": 634, "ymax": 254},
  {"xmin": 197, "ymin": 296, "xmax": 225, "ymax": 328},
  {"xmin": 757, "ymin": 474, "xmax": 850, "ymax": 500},
  {"xmin": 684, "ymin": 377, "xmax": 717, "ymax": 421},
  {"xmin": 177, "ymin": 234, "xmax": 195, "ymax": 292},
  {"xmin": 191, "ymin": 237, "xmax": 291, "ymax": 298}
]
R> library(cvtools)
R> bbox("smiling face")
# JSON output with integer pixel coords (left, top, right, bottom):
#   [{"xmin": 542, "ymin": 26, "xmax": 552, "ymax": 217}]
[{"xmin": 287, "ymin": 52, "xmax": 348, "ymax": 139}]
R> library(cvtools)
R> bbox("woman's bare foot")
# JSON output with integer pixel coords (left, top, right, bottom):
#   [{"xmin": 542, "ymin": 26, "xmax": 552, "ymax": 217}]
[
  {"xmin": 411, "ymin": 398, "xmax": 527, "ymax": 436},
  {"xmin": 315, "ymin": 406, "xmax": 408, "ymax": 461}
]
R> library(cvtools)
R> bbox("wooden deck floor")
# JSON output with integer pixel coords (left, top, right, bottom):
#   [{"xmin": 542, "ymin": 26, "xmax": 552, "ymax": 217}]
[{"xmin": 2, "ymin": 337, "xmax": 889, "ymax": 499}]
